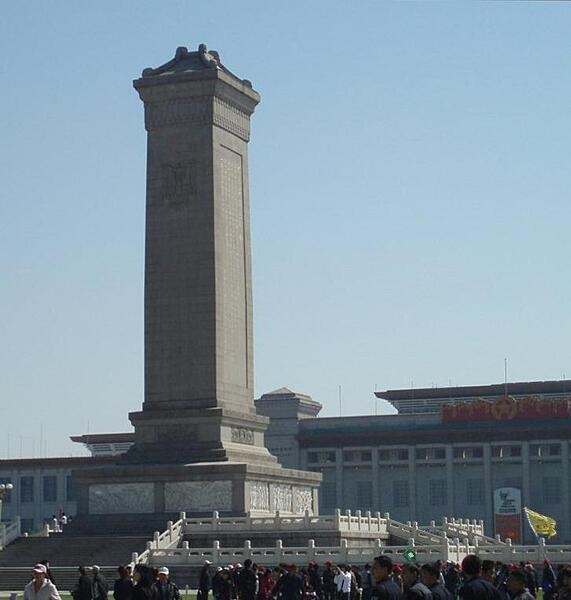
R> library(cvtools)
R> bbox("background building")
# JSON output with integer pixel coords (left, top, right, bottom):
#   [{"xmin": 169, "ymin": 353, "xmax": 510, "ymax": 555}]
[
  {"xmin": 256, "ymin": 380, "xmax": 571, "ymax": 543},
  {"xmin": 2, "ymin": 380, "xmax": 570, "ymax": 542}
]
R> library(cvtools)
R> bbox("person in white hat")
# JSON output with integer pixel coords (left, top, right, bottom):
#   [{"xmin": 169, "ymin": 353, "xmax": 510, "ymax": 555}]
[
  {"xmin": 24, "ymin": 564, "xmax": 61, "ymax": 600},
  {"xmin": 154, "ymin": 566, "xmax": 181, "ymax": 600}
]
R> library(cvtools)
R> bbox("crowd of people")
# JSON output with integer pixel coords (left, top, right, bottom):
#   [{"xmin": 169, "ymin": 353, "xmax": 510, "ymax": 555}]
[{"xmin": 21, "ymin": 554, "xmax": 571, "ymax": 600}]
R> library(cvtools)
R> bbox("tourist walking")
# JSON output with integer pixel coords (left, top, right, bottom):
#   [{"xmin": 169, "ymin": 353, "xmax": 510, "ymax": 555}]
[
  {"xmin": 74, "ymin": 566, "xmax": 95, "ymax": 600},
  {"xmin": 238, "ymin": 559, "xmax": 259, "ymax": 600},
  {"xmin": 198, "ymin": 561, "xmax": 213, "ymax": 600},
  {"xmin": 401, "ymin": 564, "xmax": 432, "ymax": 600},
  {"xmin": 93, "ymin": 566, "xmax": 109, "ymax": 600},
  {"xmin": 420, "ymin": 564, "xmax": 452, "ymax": 600},
  {"xmin": 154, "ymin": 567, "xmax": 181, "ymax": 600},
  {"xmin": 323, "ymin": 562, "xmax": 337, "ymax": 600},
  {"xmin": 24, "ymin": 563, "xmax": 61, "ymax": 600},
  {"xmin": 506, "ymin": 570, "xmax": 535, "ymax": 600},
  {"xmin": 369, "ymin": 555, "xmax": 403, "ymax": 600},
  {"xmin": 132, "ymin": 565, "xmax": 160, "ymax": 600},
  {"xmin": 458, "ymin": 555, "xmax": 502, "ymax": 600},
  {"xmin": 275, "ymin": 564, "xmax": 304, "ymax": 600},
  {"xmin": 114, "ymin": 565, "xmax": 134, "ymax": 600}
]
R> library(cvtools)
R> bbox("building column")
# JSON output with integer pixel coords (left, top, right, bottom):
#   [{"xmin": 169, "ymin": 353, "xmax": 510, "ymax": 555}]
[
  {"xmin": 446, "ymin": 445, "xmax": 454, "ymax": 516},
  {"xmin": 335, "ymin": 449, "xmax": 344, "ymax": 511},
  {"xmin": 483, "ymin": 443, "xmax": 493, "ymax": 534},
  {"xmin": 371, "ymin": 447, "xmax": 379, "ymax": 512},
  {"xmin": 521, "ymin": 441, "xmax": 531, "ymax": 509},
  {"xmin": 561, "ymin": 442, "xmax": 569, "ymax": 542},
  {"xmin": 408, "ymin": 451, "xmax": 416, "ymax": 521},
  {"xmin": 299, "ymin": 448, "xmax": 308, "ymax": 471}
]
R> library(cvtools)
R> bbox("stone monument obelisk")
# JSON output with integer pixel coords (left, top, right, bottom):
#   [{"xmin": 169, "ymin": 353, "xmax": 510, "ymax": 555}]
[{"xmin": 74, "ymin": 45, "xmax": 320, "ymax": 518}]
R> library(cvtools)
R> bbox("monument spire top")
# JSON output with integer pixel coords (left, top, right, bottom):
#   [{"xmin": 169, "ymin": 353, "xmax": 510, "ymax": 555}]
[{"xmin": 139, "ymin": 43, "xmax": 254, "ymax": 90}]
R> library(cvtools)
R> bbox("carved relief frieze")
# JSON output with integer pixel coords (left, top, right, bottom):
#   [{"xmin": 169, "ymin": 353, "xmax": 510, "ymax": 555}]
[
  {"xmin": 231, "ymin": 427, "xmax": 254, "ymax": 445},
  {"xmin": 145, "ymin": 97, "xmax": 212, "ymax": 130},
  {"xmin": 213, "ymin": 98, "xmax": 250, "ymax": 141},
  {"xmin": 293, "ymin": 487, "xmax": 314, "ymax": 514},
  {"xmin": 270, "ymin": 484, "xmax": 293, "ymax": 512},
  {"xmin": 249, "ymin": 481, "xmax": 270, "ymax": 511},
  {"xmin": 89, "ymin": 483, "xmax": 154, "ymax": 514},
  {"xmin": 165, "ymin": 481, "xmax": 232, "ymax": 511}
]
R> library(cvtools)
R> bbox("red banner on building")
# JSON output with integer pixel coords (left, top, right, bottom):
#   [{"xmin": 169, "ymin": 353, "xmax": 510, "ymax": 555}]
[{"xmin": 442, "ymin": 395, "xmax": 570, "ymax": 423}]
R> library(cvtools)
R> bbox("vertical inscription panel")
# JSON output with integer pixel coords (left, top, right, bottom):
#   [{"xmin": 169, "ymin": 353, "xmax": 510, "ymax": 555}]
[{"xmin": 218, "ymin": 145, "xmax": 247, "ymax": 388}]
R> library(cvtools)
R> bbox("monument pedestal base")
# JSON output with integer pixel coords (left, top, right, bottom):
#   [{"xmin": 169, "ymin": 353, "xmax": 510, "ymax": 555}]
[{"xmin": 73, "ymin": 461, "xmax": 321, "ymax": 519}]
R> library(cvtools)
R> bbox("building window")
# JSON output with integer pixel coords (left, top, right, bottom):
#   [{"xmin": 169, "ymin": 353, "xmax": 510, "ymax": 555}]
[
  {"xmin": 454, "ymin": 446, "xmax": 483, "ymax": 459},
  {"xmin": 429, "ymin": 479, "xmax": 447, "ymax": 506},
  {"xmin": 307, "ymin": 452, "xmax": 318, "ymax": 463},
  {"xmin": 530, "ymin": 444, "xmax": 550, "ymax": 457},
  {"xmin": 43, "ymin": 476, "xmax": 57, "ymax": 502},
  {"xmin": 543, "ymin": 477, "xmax": 561, "ymax": 504},
  {"xmin": 549, "ymin": 444, "xmax": 561, "ymax": 456},
  {"xmin": 467, "ymin": 478, "xmax": 484, "ymax": 506},
  {"xmin": 20, "ymin": 476, "xmax": 34, "ymax": 503},
  {"xmin": 357, "ymin": 481, "xmax": 373, "ymax": 508},
  {"xmin": 416, "ymin": 447, "xmax": 445, "ymax": 460},
  {"xmin": 20, "ymin": 518, "xmax": 34, "ymax": 533},
  {"xmin": 66, "ymin": 475, "xmax": 76, "ymax": 501},
  {"xmin": 343, "ymin": 450, "xmax": 372, "ymax": 463},
  {"xmin": 321, "ymin": 482, "xmax": 336, "ymax": 510},
  {"xmin": 379, "ymin": 449, "xmax": 408, "ymax": 462},
  {"xmin": 508, "ymin": 446, "xmax": 521, "ymax": 457},
  {"xmin": 393, "ymin": 480, "xmax": 409, "ymax": 508}
]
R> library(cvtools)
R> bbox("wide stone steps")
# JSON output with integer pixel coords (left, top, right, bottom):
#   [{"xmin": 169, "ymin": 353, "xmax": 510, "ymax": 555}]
[{"xmin": 0, "ymin": 535, "xmax": 148, "ymax": 591}]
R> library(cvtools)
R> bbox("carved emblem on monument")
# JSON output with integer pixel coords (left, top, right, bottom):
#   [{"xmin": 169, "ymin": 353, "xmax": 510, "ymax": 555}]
[
  {"xmin": 231, "ymin": 427, "xmax": 255, "ymax": 445},
  {"xmin": 160, "ymin": 161, "xmax": 196, "ymax": 206}
]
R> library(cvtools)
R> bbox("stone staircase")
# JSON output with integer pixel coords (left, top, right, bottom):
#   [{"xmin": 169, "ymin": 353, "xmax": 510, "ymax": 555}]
[{"xmin": 0, "ymin": 514, "xmax": 178, "ymax": 592}]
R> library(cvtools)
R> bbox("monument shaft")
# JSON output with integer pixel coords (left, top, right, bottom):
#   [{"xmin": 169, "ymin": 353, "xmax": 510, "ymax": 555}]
[
  {"xmin": 73, "ymin": 47, "xmax": 320, "ymax": 518},
  {"xmin": 141, "ymin": 58, "xmax": 256, "ymax": 412}
]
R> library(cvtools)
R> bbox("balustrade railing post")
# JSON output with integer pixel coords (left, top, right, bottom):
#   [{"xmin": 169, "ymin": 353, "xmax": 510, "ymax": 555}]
[
  {"xmin": 213, "ymin": 540, "xmax": 221, "ymax": 564},
  {"xmin": 308, "ymin": 539, "xmax": 315, "ymax": 562},
  {"xmin": 276, "ymin": 539, "xmax": 283, "ymax": 563}
]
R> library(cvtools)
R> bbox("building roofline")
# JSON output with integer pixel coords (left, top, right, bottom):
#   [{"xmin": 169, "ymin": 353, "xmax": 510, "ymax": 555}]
[{"xmin": 375, "ymin": 380, "xmax": 571, "ymax": 401}]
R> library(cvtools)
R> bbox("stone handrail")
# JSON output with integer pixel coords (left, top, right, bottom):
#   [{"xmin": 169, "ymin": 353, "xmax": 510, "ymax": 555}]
[
  {"xmin": 423, "ymin": 517, "xmax": 500, "ymax": 546},
  {"xmin": 132, "ymin": 515, "xmax": 185, "ymax": 566},
  {"xmin": 0, "ymin": 517, "xmax": 21, "ymax": 550},
  {"xmin": 144, "ymin": 538, "xmax": 465, "ymax": 567},
  {"xmin": 383, "ymin": 515, "xmax": 444, "ymax": 545},
  {"xmin": 183, "ymin": 510, "xmax": 389, "ymax": 535}
]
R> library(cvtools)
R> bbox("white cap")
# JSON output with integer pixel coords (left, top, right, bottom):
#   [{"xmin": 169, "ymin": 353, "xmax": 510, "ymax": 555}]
[
  {"xmin": 158, "ymin": 567, "xmax": 169, "ymax": 575},
  {"xmin": 204, "ymin": 560, "xmax": 212, "ymax": 565},
  {"xmin": 33, "ymin": 564, "xmax": 47, "ymax": 574}
]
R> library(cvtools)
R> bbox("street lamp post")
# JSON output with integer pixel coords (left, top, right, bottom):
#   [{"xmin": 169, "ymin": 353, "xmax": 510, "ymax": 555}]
[{"xmin": 0, "ymin": 482, "xmax": 14, "ymax": 524}]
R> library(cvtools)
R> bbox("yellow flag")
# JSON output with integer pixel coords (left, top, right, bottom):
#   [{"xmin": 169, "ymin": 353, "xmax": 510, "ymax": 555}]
[{"xmin": 524, "ymin": 506, "xmax": 557, "ymax": 538}]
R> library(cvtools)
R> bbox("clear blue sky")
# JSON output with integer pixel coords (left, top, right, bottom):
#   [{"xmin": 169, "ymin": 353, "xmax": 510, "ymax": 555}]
[{"xmin": 1, "ymin": 2, "xmax": 570, "ymax": 458}]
